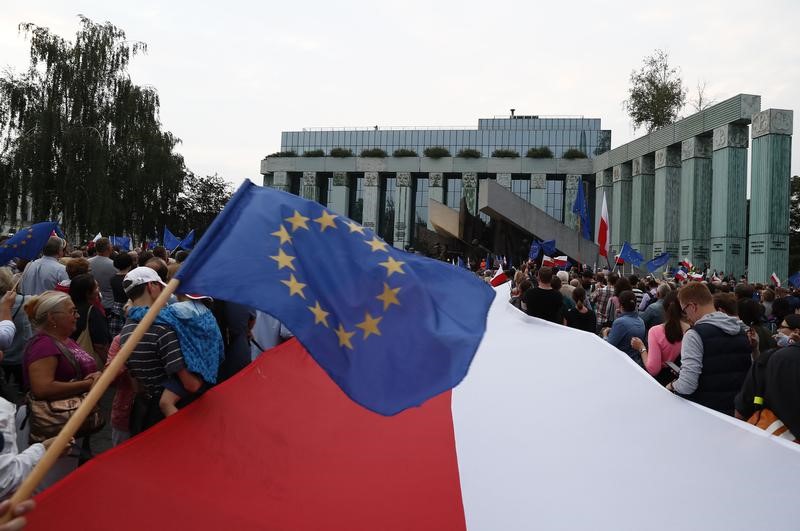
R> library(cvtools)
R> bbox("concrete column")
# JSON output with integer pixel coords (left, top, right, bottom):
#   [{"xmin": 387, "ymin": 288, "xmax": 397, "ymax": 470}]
[
  {"xmin": 496, "ymin": 173, "xmax": 512, "ymax": 190},
  {"xmin": 272, "ymin": 171, "xmax": 290, "ymax": 193},
  {"xmin": 652, "ymin": 146, "xmax": 681, "ymax": 266},
  {"xmin": 393, "ymin": 172, "xmax": 413, "ymax": 250},
  {"xmin": 630, "ymin": 155, "xmax": 655, "ymax": 260},
  {"xmin": 427, "ymin": 172, "xmax": 444, "ymax": 230},
  {"xmin": 301, "ymin": 171, "xmax": 319, "ymax": 202},
  {"xmin": 611, "ymin": 163, "xmax": 632, "ymax": 258},
  {"xmin": 328, "ymin": 171, "xmax": 350, "ymax": 217},
  {"xmin": 748, "ymin": 109, "xmax": 794, "ymax": 283},
  {"xmin": 594, "ymin": 169, "xmax": 612, "ymax": 241},
  {"xmin": 462, "ymin": 172, "xmax": 478, "ymax": 215},
  {"xmin": 710, "ymin": 125, "xmax": 748, "ymax": 277},
  {"xmin": 362, "ymin": 171, "xmax": 381, "ymax": 232},
  {"xmin": 531, "ymin": 174, "xmax": 546, "ymax": 210},
  {"xmin": 262, "ymin": 173, "xmax": 273, "ymax": 188},
  {"xmin": 563, "ymin": 174, "xmax": 581, "ymax": 231},
  {"xmin": 679, "ymin": 137, "xmax": 712, "ymax": 268}
]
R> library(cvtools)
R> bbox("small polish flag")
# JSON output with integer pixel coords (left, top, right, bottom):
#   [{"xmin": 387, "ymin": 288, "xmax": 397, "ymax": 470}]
[
  {"xmin": 771, "ymin": 272, "xmax": 781, "ymax": 287},
  {"xmin": 542, "ymin": 255, "xmax": 556, "ymax": 268},
  {"xmin": 615, "ymin": 255, "xmax": 624, "ymax": 265},
  {"xmin": 490, "ymin": 267, "xmax": 509, "ymax": 287},
  {"xmin": 597, "ymin": 191, "xmax": 609, "ymax": 258},
  {"xmin": 679, "ymin": 258, "xmax": 694, "ymax": 270},
  {"xmin": 554, "ymin": 256, "xmax": 569, "ymax": 269},
  {"xmin": 675, "ymin": 269, "xmax": 688, "ymax": 281},
  {"xmin": 92, "ymin": 232, "xmax": 103, "ymax": 242},
  {"xmin": 689, "ymin": 272, "xmax": 704, "ymax": 281}
]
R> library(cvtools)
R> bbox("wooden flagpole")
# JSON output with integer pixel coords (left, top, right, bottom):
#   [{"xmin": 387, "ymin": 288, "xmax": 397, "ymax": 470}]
[{"xmin": 0, "ymin": 278, "xmax": 181, "ymax": 523}]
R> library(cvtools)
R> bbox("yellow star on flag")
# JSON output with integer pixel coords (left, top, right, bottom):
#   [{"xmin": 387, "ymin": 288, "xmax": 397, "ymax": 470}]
[
  {"xmin": 285, "ymin": 210, "xmax": 310, "ymax": 232},
  {"xmin": 364, "ymin": 237, "xmax": 389, "ymax": 253},
  {"xmin": 271, "ymin": 225, "xmax": 292, "ymax": 245},
  {"xmin": 379, "ymin": 256, "xmax": 406, "ymax": 277},
  {"xmin": 307, "ymin": 300, "xmax": 330, "ymax": 327},
  {"xmin": 376, "ymin": 283, "xmax": 401, "ymax": 310},
  {"xmin": 344, "ymin": 220, "xmax": 366, "ymax": 235},
  {"xmin": 355, "ymin": 312, "xmax": 383, "ymax": 339},
  {"xmin": 314, "ymin": 211, "xmax": 338, "ymax": 232},
  {"xmin": 335, "ymin": 324, "xmax": 355, "ymax": 349},
  {"xmin": 281, "ymin": 274, "xmax": 307, "ymax": 299},
  {"xmin": 270, "ymin": 248, "xmax": 296, "ymax": 271}
]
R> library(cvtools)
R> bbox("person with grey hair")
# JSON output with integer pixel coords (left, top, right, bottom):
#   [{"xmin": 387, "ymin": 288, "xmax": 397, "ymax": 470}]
[
  {"xmin": 640, "ymin": 283, "xmax": 672, "ymax": 332},
  {"xmin": 19, "ymin": 237, "xmax": 68, "ymax": 296}
]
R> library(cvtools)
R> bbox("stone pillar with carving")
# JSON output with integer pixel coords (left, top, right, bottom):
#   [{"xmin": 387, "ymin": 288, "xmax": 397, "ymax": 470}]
[
  {"xmin": 462, "ymin": 172, "xmax": 478, "ymax": 215},
  {"xmin": 531, "ymin": 174, "xmax": 547, "ymax": 210},
  {"xmin": 392, "ymin": 172, "xmax": 413, "ymax": 250},
  {"xmin": 496, "ymin": 173, "xmax": 512, "ymax": 190},
  {"xmin": 272, "ymin": 171, "xmax": 290, "ymax": 193},
  {"xmin": 611, "ymin": 164, "xmax": 632, "ymax": 258},
  {"xmin": 710, "ymin": 125, "xmax": 748, "ymax": 277},
  {"xmin": 594, "ymin": 169, "xmax": 612, "ymax": 241},
  {"xmin": 630, "ymin": 155, "xmax": 655, "ymax": 261},
  {"xmin": 748, "ymin": 109, "xmax": 794, "ymax": 283},
  {"xmin": 361, "ymin": 171, "xmax": 381, "ymax": 232},
  {"xmin": 300, "ymin": 171, "xmax": 319, "ymax": 202},
  {"xmin": 563, "ymin": 174, "xmax": 581, "ymax": 231},
  {"xmin": 427, "ymin": 172, "xmax": 444, "ymax": 230},
  {"xmin": 679, "ymin": 137, "xmax": 712, "ymax": 267},
  {"xmin": 652, "ymin": 146, "xmax": 681, "ymax": 266},
  {"xmin": 327, "ymin": 171, "xmax": 350, "ymax": 217}
]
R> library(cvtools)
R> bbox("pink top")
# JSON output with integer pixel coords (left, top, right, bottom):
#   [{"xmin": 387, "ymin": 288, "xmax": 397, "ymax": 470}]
[
  {"xmin": 645, "ymin": 324, "xmax": 682, "ymax": 376},
  {"xmin": 23, "ymin": 333, "xmax": 98, "ymax": 387}
]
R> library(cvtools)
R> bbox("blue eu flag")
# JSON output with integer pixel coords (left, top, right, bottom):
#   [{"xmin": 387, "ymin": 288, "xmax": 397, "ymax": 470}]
[
  {"xmin": 176, "ymin": 180, "xmax": 496, "ymax": 415},
  {"xmin": 179, "ymin": 229, "xmax": 195, "ymax": 250},
  {"xmin": 645, "ymin": 252, "xmax": 671, "ymax": 273},
  {"xmin": 0, "ymin": 222, "xmax": 60, "ymax": 264},
  {"xmin": 110, "ymin": 235, "xmax": 132, "ymax": 250},
  {"xmin": 618, "ymin": 241, "xmax": 644, "ymax": 267},
  {"xmin": 164, "ymin": 226, "xmax": 182, "ymax": 251}
]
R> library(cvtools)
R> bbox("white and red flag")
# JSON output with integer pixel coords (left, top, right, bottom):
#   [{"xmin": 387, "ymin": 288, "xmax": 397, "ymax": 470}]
[
  {"xmin": 771, "ymin": 272, "xmax": 781, "ymax": 287},
  {"xmin": 675, "ymin": 269, "xmax": 688, "ymax": 281},
  {"xmin": 28, "ymin": 284, "xmax": 800, "ymax": 530},
  {"xmin": 541, "ymin": 255, "xmax": 556, "ymax": 268},
  {"xmin": 597, "ymin": 191, "xmax": 609, "ymax": 258},
  {"xmin": 554, "ymin": 255, "xmax": 569, "ymax": 269},
  {"xmin": 489, "ymin": 267, "xmax": 509, "ymax": 287}
]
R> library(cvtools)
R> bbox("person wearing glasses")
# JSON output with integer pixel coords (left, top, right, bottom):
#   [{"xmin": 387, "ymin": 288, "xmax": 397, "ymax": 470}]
[{"xmin": 666, "ymin": 283, "xmax": 752, "ymax": 415}]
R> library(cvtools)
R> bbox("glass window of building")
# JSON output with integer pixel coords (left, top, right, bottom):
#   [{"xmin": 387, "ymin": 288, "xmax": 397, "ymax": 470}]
[
  {"xmin": 349, "ymin": 175, "xmax": 364, "ymax": 223},
  {"xmin": 545, "ymin": 179, "xmax": 564, "ymax": 222},
  {"xmin": 511, "ymin": 176, "xmax": 530, "ymax": 203},
  {"xmin": 414, "ymin": 177, "xmax": 429, "ymax": 228},
  {"xmin": 445, "ymin": 177, "xmax": 463, "ymax": 208},
  {"xmin": 379, "ymin": 176, "xmax": 396, "ymax": 245}
]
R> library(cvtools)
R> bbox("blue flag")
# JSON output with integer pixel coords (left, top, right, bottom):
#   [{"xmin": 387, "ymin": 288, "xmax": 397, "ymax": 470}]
[
  {"xmin": 618, "ymin": 242, "xmax": 644, "ymax": 267},
  {"xmin": 179, "ymin": 229, "xmax": 195, "ymax": 251},
  {"xmin": 0, "ymin": 222, "xmax": 60, "ymax": 264},
  {"xmin": 529, "ymin": 241, "xmax": 541, "ymax": 260},
  {"xmin": 571, "ymin": 178, "xmax": 591, "ymax": 240},
  {"xmin": 541, "ymin": 239, "xmax": 556, "ymax": 256},
  {"xmin": 164, "ymin": 226, "xmax": 182, "ymax": 252},
  {"xmin": 645, "ymin": 252, "xmax": 671, "ymax": 273},
  {"xmin": 789, "ymin": 272, "xmax": 800, "ymax": 289},
  {"xmin": 175, "ymin": 180, "xmax": 495, "ymax": 416},
  {"xmin": 110, "ymin": 235, "xmax": 132, "ymax": 250}
]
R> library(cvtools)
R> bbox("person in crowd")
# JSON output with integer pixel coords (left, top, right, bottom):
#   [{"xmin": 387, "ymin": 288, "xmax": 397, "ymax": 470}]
[
  {"xmin": 0, "ymin": 291, "xmax": 16, "ymax": 352},
  {"xmin": 68, "ymin": 274, "xmax": 111, "ymax": 366},
  {"xmin": 510, "ymin": 279, "xmax": 531, "ymax": 311},
  {"xmin": 22, "ymin": 291, "xmax": 100, "ymax": 487},
  {"xmin": 108, "ymin": 253, "xmax": 133, "ymax": 337},
  {"xmin": 734, "ymin": 283, "xmax": 755, "ymax": 302},
  {"xmin": 602, "ymin": 290, "xmax": 646, "ymax": 366},
  {"xmin": 152, "ymin": 246, "xmax": 170, "ymax": 264},
  {"xmin": 522, "ymin": 267, "xmax": 564, "ymax": 324},
  {"xmin": 604, "ymin": 276, "xmax": 631, "ymax": 326},
  {"xmin": 666, "ymin": 283, "xmax": 752, "ymax": 415},
  {"xmin": 0, "ymin": 270, "xmax": 31, "ymax": 401},
  {"xmin": 0, "ymin": 497, "xmax": 35, "ymax": 530},
  {"xmin": 629, "ymin": 275, "xmax": 644, "ymax": 309},
  {"xmin": 250, "ymin": 310, "xmax": 294, "ymax": 361},
  {"xmin": 738, "ymin": 298, "xmax": 775, "ymax": 355},
  {"xmin": 105, "ymin": 321, "xmax": 135, "ymax": 446},
  {"xmin": 564, "ymin": 286, "xmax": 596, "ymax": 334},
  {"xmin": 770, "ymin": 314, "xmax": 800, "ymax": 349},
  {"xmin": 87, "ymin": 238, "xmax": 116, "ymax": 315},
  {"xmin": 127, "ymin": 250, "xmax": 139, "ymax": 268},
  {"xmin": 639, "ymin": 278, "xmax": 659, "ymax": 311},
  {"xmin": 713, "ymin": 292, "xmax": 738, "ymax": 316},
  {"xmin": 19, "ymin": 237, "xmax": 68, "ymax": 296},
  {"xmin": 592, "ymin": 273, "xmax": 614, "ymax": 330},
  {"xmin": 175, "ymin": 250, "xmax": 189, "ymax": 264},
  {"xmin": 640, "ymin": 283, "xmax": 671, "ymax": 332},
  {"xmin": 550, "ymin": 276, "xmax": 573, "ymax": 313},
  {"xmin": 120, "ymin": 267, "xmax": 202, "ymax": 434},
  {"xmin": 53, "ymin": 257, "xmax": 90, "ymax": 294},
  {"xmin": 215, "ymin": 300, "xmax": 257, "ymax": 381},
  {"xmin": 761, "ymin": 288, "xmax": 776, "ymax": 326},
  {"xmin": 631, "ymin": 291, "xmax": 687, "ymax": 382},
  {"xmin": 556, "ymin": 271, "xmax": 574, "ymax": 300}
]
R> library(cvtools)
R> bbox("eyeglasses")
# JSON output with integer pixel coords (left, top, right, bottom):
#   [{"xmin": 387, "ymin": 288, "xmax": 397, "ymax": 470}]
[
  {"xmin": 680, "ymin": 302, "xmax": 695, "ymax": 316},
  {"xmin": 54, "ymin": 308, "xmax": 80, "ymax": 316}
]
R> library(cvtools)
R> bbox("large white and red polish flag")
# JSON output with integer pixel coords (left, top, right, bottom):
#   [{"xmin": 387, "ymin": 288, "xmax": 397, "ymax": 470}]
[
  {"xmin": 597, "ymin": 190, "xmax": 609, "ymax": 258},
  {"xmin": 30, "ymin": 285, "xmax": 800, "ymax": 530}
]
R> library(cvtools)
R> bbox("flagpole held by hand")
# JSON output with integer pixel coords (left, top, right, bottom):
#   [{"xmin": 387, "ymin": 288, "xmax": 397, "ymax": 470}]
[{"xmin": 0, "ymin": 278, "xmax": 181, "ymax": 524}]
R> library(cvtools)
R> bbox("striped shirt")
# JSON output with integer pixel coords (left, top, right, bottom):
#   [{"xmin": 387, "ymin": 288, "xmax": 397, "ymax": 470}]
[{"xmin": 120, "ymin": 322, "xmax": 186, "ymax": 398}]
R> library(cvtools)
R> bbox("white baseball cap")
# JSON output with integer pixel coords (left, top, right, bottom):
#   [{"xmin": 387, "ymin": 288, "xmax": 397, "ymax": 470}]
[{"xmin": 123, "ymin": 266, "xmax": 167, "ymax": 294}]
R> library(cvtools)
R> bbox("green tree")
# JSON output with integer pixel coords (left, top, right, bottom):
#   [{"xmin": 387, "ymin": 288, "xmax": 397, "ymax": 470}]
[
  {"xmin": 623, "ymin": 49, "xmax": 687, "ymax": 132},
  {"xmin": 0, "ymin": 16, "xmax": 186, "ymax": 242},
  {"xmin": 789, "ymin": 175, "xmax": 800, "ymax": 273},
  {"xmin": 172, "ymin": 173, "xmax": 232, "ymax": 238}
]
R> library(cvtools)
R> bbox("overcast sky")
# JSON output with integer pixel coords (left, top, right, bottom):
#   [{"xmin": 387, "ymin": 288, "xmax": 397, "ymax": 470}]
[{"xmin": 2, "ymin": 0, "xmax": 798, "ymax": 188}]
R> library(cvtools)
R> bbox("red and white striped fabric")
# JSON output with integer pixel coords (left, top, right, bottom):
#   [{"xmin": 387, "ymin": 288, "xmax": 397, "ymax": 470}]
[
  {"xmin": 489, "ymin": 267, "xmax": 509, "ymax": 287},
  {"xmin": 771, "ymin": 272, "xmax": 781, "ymax": 287},
  {"xmin": 675, "ymin": 269, "xmax": 688, "ymax": 281},
  {"xmin": 597, "ymin": 191, "xmax": 609, "ymax": 258},
  {"xmin": 553, "ymin": 255, "xmax": 568, "ymax": 268},
  {"xmin": 541, "ymin": 255, "xmax": 555, "ymax": 268},
  {"xmin": 689, "ymin": 272, "xmax": 704, "ymax": 281},
  {"xmin": 29, "ymin": 285, "xmax": 800, "ymax": 530}
]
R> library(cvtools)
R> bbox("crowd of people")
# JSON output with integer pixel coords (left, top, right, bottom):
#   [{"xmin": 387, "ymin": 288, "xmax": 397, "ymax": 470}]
[
  {"xmin": 504, "ymin": 261, "xmax": 800, "ymax": 437},
  {"xmin": 0, "ymin": 236, "xmax": 293, "ymax": 516}
]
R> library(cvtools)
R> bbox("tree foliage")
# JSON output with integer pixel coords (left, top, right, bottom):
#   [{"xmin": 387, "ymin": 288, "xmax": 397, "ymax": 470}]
[
  {"xmin": 623, "ymin": 50, "xmax": 687, "ymax": 132},
  {"xmin": 0, "ymin": 16, "xmax": 186, "ymax": 242},
  {"xmin": 173, "ymin": 173, "xmax": 232, "ymax": 239}
]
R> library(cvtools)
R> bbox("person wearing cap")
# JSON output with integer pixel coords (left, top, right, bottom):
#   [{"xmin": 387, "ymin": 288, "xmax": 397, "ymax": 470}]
[{"xmin": 120, "ymin": 267, "xmax": 203, "ymax": 434}]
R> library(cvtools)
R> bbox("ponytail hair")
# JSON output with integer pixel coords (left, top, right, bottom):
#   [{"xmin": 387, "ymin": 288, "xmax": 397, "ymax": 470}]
[
  {"xmin": 24, "ymin": 290, "xmax": 71, "ymax": 330},
  {"xmin": 572, "ymin": 286, "xmax": 586, "ymax": 311}
]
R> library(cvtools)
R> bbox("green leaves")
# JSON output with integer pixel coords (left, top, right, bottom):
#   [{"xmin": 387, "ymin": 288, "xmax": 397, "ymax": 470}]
[{"xmin": 623, "ymin": 49, "xmax": 687, "ymax": 133}]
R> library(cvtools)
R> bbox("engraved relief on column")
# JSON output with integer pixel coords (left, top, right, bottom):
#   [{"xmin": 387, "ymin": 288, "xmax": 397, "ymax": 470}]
[
  {"xmin": 361, "ymin": 171, "xmax": 381, "ymax": 230},
  {"xmin": 462, "ymin": 172, "xmax": 478, "ymax": 214}
]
